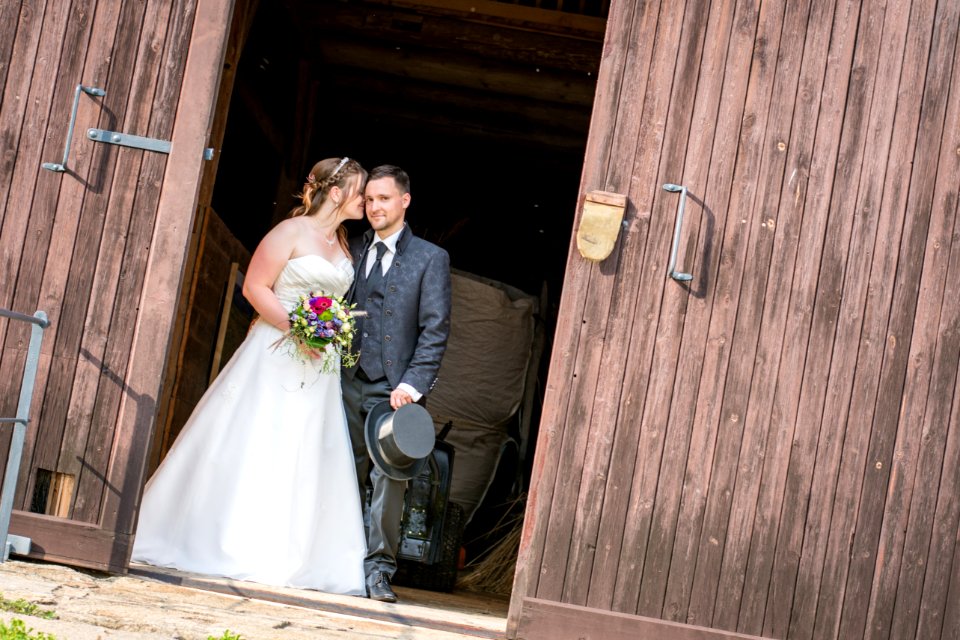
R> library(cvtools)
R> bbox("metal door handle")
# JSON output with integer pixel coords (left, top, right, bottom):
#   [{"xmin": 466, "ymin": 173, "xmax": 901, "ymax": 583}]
[
  {"xmin": 663, "ymin": 183, "xmax": 693, "ymax": 282},
  {"xmin": 42, "ymin": 84, "xmax": 105, "ymax": 172}
]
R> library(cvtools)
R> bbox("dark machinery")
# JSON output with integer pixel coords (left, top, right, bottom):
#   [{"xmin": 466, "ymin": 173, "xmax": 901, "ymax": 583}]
[
  {"xmin": 393, "ymin": 424, "xmax": 464, "ymax": 592},
  {"xmin": 363, "ymin": 423, "xmax": 463, "ymax": 592}
]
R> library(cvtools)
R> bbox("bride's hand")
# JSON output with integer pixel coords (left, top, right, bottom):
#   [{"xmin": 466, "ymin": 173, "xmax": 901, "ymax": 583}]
[{"xmin": 298, "ymin": 344, "xmax": 325, "ymax": 360}]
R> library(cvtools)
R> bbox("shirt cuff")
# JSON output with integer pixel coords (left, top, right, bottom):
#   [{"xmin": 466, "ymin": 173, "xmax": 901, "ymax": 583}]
[{"xmin": 398, "ymin": 382, "xmax": 422, "ymax": 402}]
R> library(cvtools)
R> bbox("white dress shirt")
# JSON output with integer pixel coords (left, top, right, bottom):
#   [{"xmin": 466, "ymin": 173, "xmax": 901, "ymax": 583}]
[{"xmin": 364, "ymin": 227, "xmax": 402, "ymax": 278}]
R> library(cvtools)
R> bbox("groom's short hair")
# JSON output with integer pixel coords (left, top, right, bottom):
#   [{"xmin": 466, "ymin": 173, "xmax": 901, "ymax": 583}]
[{"xmin": 369, "ymin": 165, "xmax": 410, "ymax": 195}]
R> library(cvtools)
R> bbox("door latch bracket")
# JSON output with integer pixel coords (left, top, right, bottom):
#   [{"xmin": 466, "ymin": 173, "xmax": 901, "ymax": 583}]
[
  {"xmin": 42, "ymin": 84, "xmax": 214, "ymax": 172},
  {"xmin": 87, "ymin": 128, "xmax": 214, "ymax": 160}
]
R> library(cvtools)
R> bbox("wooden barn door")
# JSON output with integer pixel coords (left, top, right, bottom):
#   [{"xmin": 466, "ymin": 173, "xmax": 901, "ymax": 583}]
[
  {"xmin": 511, "ymin": 0, "xmax": 960, "ymax": 639},
  {"xmin": 0, "ymin": 0, "xmax": 231, "ymax": 572}
]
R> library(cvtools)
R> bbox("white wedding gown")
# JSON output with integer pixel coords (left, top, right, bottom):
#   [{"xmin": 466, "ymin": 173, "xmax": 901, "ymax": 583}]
[{"xmin": 132, "ymin": 255, "xmax": 366, "ymax": 596}]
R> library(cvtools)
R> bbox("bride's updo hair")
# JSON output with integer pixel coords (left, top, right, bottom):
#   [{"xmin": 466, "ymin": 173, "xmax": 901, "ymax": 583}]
[
  {"xmin": 291, "ymin": 157, "xmax": 367, "ymax": 219},
  {"xmin": 290, "ymin": 157, "xmax": 366, "ymax": 254}
]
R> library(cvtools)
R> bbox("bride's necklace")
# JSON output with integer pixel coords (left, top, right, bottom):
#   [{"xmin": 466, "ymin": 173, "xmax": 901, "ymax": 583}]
[{"xmin": 312, "ymin": 219, "xmax": 337, "ymax": 245}]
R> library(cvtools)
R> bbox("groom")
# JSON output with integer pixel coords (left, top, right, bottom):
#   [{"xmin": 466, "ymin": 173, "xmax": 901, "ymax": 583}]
[{"xmin": 342, "ymin": 164, "xmax": 451, "ymax": 602}]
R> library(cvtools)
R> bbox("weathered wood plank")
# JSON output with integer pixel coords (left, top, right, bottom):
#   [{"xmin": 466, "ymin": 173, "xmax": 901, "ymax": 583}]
[
  {"xmin": 508, "ymin": 0, "xmax": 642, "ymax": 630},
  {"xmin": 545, "ymin": 0, "xmax": 675, "ymax": 611},
  {"xmin": 577, "ymin": 2, "xmax": 674, "ymax": 611},
  {"xmin": 697, "ymin": 0, "xmax": 838, "ymax": 628},
  {"xmin": 890, "ymin": 134, "xmax": 960, "ymax": 639},
  {"xmin": 704, "ymin": 4, "xmax": 855, "ymax": 631},
  {"xmin": 650, "ymin": 0, "xmax": 756, "ymax": 622},
  {"xmin": 717, "ymin": 3, "xmax": 876, "ymax": 633},
  {"xmin": 534, "ymin": 0, "xmax": 668, "ymax": 604},
  {"xmin": 635, "ymin": 0, "xmax": 781, "ymax": 626},
  {"xmin": 516, "ymin": 597, "xmax": 767, "ymax": 640},
  {"xmin": 0, "ymin": 0, "xmax": 60, "ymax": 407},
  {"xmin": 912, "ymin": 160, "xmax": 960, "ymax": 640},
  {"xmin": 0, "ymin": 0, "xmax": 44, "ymax": 470},
  {"xmin": 806, "ymin": 7, "xmax": 939, "ymax": 640},
  {"xmin": 0, "ymin": 0, "xmax": 46, "ymax": 236},
  {"xmin": 72, "ymin": 0, "xmax": 199, "ymax": 526},
  {"xmin": 807, "ymin": 9, "xmax": 921, "ymax": 634},
  {"xmin": 863, "ymin": 2, "xmax": 960, "ymax": 637},
  {"xmin": 656, "ymin": 3, "xmax": 807, "ymax": 623},
  {"xmin": 942, "ymin": 522, "xmax": 960, "ymax": 640},
  {"xmin": 25, "ymin": 0, "xmax": 133, "ymax": 515},
  {"xmin": 556, "ymin": 0, "xmax": 671, "ymax": 609},
  {"xmin": 99, "ymin": 0, "xmax": 230, "ymax": 535},
  {"xmin": 0, "ymin": 0, "xmax": 23, "ymax": 95},
  {"xmin": 836, "ymin": 0, "xmax": 946, "ymax": 637},
  {"xmin": 3, "ymin": 0, "xmax": 96, "ymax": 509},
  {"xmin": 593, "ymin": 0, "xmax": 698, "ymax": 616},
  {"xmin": 154, "ymin": 210, "xmax": 214, "ymax": 468},
  {"xmin": 776, "ymin": 2, "xmax": 912, "ymax": 638},
  {"xmin": 55, "ymin": 0, "xmax": 174, "ymax": 515}
]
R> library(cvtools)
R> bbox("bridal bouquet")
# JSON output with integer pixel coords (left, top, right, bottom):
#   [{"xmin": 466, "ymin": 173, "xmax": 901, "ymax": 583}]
[{"xmin": 275, "ymin": 292, "xmax": 364, "ymax": 373}]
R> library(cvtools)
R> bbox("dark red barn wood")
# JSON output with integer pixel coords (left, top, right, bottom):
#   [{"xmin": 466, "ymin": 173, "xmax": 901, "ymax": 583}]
[
  {"xmin": 511, "ymin": 0, "xmax": 960, "ymax": 638},
  {"xmin": 0, "ymin": 0, "xmax": 231, "ymax": 572}
]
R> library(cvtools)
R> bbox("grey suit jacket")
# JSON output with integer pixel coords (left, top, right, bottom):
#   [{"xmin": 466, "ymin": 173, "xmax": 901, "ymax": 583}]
[{"xmin": 344, "ymin": 225, "xmax": 451, "ymax": 396}]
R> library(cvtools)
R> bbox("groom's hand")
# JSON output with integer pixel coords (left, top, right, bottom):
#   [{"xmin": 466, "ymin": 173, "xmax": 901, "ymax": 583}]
[{"xmin": 390, "ymin": 388, "xmax": 413, "ymax": 409}]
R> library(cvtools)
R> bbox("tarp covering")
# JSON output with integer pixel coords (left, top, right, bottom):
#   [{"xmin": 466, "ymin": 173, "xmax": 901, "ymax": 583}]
[{"xmin": 430, "ymin": 270, "xmax": 537, "ymax": 523}]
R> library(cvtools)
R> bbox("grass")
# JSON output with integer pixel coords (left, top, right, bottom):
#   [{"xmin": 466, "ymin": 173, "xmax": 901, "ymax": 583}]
[
  {"xmin": 0, "ymin": 597, "xmax": 55, "ymax": 621},
  {"xmin": 0, "ymin": 618, "xmax": 56, "ymax": 640},
  {"xmin": 0, "ymin": 593, "xmax": 245, "ymax": 640}
]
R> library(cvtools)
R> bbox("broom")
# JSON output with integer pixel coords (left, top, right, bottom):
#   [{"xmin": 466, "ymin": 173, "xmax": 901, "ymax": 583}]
[{"xmin": 457, "ymin": 494, "xmax": 526, "ymax": 596}]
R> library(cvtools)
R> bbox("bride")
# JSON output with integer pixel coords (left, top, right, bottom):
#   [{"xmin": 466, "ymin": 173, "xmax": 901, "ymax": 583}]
[{"xmin": 132, "ymin": 157, "xmax": 368, "ymax": 595}]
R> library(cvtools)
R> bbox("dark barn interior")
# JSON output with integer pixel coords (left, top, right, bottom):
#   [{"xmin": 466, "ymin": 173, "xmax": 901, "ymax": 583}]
[
  {"xmin": 160, "ymin": 0, "xmax": 607, "ymax": 596},
  {"xmin": 213, "ymin": 0, "xmax": 605, "ymax": 299}
]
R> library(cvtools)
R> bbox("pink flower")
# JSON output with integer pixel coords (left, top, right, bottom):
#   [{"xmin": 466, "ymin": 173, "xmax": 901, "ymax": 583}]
[{"xmin": 310, "ymin": 297, "xmax": 332, "ymax": 313}]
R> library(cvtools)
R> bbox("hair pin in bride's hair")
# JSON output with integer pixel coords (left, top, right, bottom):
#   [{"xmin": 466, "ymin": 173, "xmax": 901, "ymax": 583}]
[
  {"xmin": 331, "ymin": 157, "xmax": 349, "ymax": 177},
  {"xmin": 306, "ymin": 173, "xmax": 317, "ymax": 185}
]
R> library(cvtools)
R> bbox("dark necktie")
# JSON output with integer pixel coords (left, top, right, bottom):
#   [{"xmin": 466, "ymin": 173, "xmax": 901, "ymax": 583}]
[{"xmin": 366, "ymin": 242, "xmax": 388, "ymax": 288}]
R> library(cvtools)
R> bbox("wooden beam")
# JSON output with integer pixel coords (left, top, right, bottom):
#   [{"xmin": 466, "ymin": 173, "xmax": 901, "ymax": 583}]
[
  {"xmin": 317, "ymin": 37, "xmax": 597, "ymax": 106},
  {"xmin": 294, "ymin": 1, "xmax": 603, "ymax": 73},
  {"xmin": 366, "ymin": 0, "xmax": 607, "ymax": 37},
  {"xmin": 342, "ymin": 101, "xmax": 588, "ymax": 151},
  {"xmin": 11, "ymin": 511, "xmax": 131, "ymax": 573},
  {"xmin": 327, "ymin": 69, "xmax": 592, "ymax": 136},
  {"xmin": 515, "ymin": 598, "xmax": 769, "ymax": 640}
]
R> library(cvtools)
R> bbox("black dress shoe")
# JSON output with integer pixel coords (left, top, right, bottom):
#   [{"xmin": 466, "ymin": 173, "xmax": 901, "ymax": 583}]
[{"xmin": 367, "ymin": 572, "xmax": 398, "ymax": 603}]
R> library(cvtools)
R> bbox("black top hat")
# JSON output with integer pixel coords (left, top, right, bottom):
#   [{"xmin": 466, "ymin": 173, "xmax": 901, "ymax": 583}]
[{"xmin": 364, "ymin": 401, "xmax": 435, "ymax": 480}]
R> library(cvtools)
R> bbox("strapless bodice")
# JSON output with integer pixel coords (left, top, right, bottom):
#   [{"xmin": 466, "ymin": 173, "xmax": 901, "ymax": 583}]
[{"xmin": 272, "ymin": 255, "xmax": 355, "ymax": 309}]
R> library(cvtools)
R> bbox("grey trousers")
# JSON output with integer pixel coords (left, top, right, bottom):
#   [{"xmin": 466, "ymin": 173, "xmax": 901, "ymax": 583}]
[{"xmin": 341, "ymin": 373, "xmax": 407, "ymax": 581}]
